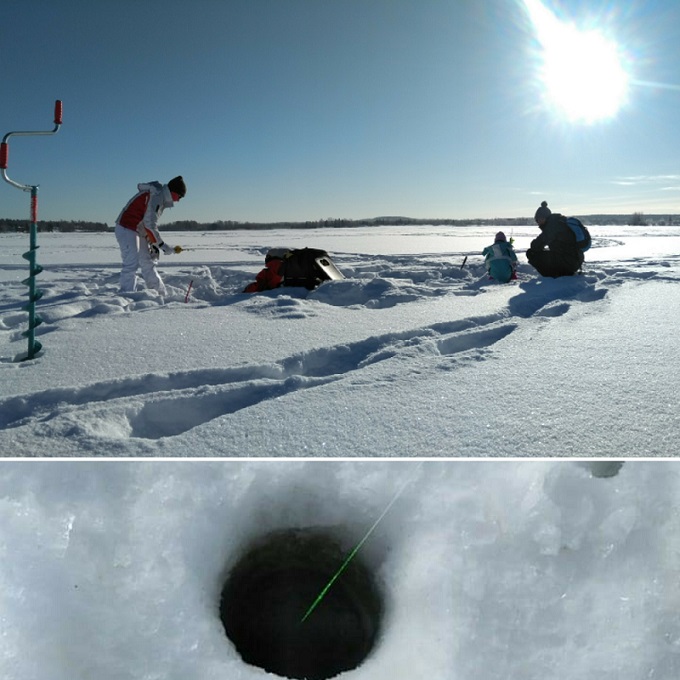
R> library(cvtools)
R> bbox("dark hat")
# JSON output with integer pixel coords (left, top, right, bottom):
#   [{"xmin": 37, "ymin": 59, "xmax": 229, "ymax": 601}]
[
  {"xmin": 534, "ymin": 200, "xmax": 551, "ymax": 223},
  {"xmin": 168, "ymin": 175, "xmax": 186, "ymax": 197},
  {"xmin": 495, "ymin": 231, "xmax": 507, "ymax": 242}
]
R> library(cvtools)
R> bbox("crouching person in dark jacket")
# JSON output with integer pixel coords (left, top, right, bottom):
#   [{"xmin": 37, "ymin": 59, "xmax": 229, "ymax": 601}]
[{"xmin": 526, "ymin": 201, "xmax": 584, "ymax": 277}]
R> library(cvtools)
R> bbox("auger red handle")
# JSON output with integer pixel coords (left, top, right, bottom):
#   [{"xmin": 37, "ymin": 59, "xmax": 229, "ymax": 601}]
[
  {"xmin": 0, "ymin": 142, "xmax": 7, "ymax": 169},
  {"xmin": 54, "ymin": 100, "xmax": 63, "ymax": 125}
]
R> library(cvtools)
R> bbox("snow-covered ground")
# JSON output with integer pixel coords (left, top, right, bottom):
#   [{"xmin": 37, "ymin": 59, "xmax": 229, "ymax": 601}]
[
  {"xmin": 1, "ymin": 459, "xmax": 678, "ymax": 680},
  {"xmin": 1, "ymin": 224, "xmax": 680, "ymax": 456}
]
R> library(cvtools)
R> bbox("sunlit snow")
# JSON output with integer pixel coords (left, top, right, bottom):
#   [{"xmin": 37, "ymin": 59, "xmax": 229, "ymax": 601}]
[{"xmin": 1, "ymin": 223, "xmax": 680, "ymax": 456}]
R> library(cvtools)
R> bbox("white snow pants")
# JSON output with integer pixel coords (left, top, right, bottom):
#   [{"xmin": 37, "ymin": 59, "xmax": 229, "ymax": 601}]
[{"xmin": 115, "ymin": 224, "xmax": 167, "ymax": 295}]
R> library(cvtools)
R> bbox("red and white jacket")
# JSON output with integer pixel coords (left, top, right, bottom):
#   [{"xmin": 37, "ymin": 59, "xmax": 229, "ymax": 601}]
[{"xmin": 116, "ymin": 181, "xmax": 175, "ymax": 245}]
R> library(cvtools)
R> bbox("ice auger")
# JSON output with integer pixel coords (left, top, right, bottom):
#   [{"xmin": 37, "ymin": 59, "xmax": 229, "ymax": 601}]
[{"xmin": 1, "ymin": 100, "xmax": 63, "ymax": 360}]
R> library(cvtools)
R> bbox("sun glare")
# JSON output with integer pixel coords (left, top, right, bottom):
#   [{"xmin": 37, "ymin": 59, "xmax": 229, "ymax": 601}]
[{"xmin": 522, "ymin": 0, "xmax": 630, "ymax": 124}]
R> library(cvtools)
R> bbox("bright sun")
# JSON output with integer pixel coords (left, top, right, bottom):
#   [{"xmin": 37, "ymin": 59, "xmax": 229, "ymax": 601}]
[{"xmin": 522, "ymin": 0, "xmax": 629, "ymax": 123}]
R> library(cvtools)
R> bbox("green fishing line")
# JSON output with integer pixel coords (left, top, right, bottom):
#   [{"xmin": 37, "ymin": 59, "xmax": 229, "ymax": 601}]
[{"xmin": 300, "ymin": 469, "xmax": 419, "ymax": 623}]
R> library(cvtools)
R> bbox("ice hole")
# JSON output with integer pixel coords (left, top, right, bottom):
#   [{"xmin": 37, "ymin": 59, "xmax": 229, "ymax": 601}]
[
  {"xmin": 584, "ymin": 461, "xmax": 624, "ymax": 478},
  {"xmin": 220, "ymin": 527, "xmax": 383, "ymax": 680}
]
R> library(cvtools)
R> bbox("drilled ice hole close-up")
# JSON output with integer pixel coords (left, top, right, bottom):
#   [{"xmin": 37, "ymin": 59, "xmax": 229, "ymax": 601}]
[
  {"xmin": 220, "ymin": 527, "xmax": 384, "ymax": 680},
  {"xmin": 580, "ymin": 461, "xmax": 625, "ymax": 478}
]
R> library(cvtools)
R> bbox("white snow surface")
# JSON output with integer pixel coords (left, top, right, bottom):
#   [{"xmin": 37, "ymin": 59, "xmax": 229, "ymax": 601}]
[
  {"xmin": 1, "ymin": 459, "xmax": 678, "ymax": 680},
  {"xmin": 1, "ymin": 224, "xmax": 680, "ymax": 456}
]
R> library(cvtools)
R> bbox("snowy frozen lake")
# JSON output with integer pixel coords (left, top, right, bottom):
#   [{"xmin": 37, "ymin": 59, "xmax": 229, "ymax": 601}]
[
  {"xmin": 1, "ymin": 223, "xmax": 679, "ymax": 456},
  {"xmin": 1, "ymin": 223, "xmax": 679, "ymax": 679}
]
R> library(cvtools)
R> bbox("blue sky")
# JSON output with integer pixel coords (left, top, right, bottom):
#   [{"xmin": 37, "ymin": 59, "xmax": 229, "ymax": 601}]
[{"xmin": 2, "ymin": 0, "xmax": 680, "ymax": 224}]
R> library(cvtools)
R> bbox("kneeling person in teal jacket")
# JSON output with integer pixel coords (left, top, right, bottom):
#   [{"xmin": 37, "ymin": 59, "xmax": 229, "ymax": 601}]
[{"xmin": 482, "ymin": 231, "xmax": 518, "ymax": 283}]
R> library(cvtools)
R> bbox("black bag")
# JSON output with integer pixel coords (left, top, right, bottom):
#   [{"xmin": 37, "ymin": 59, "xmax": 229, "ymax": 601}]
[{"xmin": 279, "ymin": 248, "xmax": 333, "ymax": 289}]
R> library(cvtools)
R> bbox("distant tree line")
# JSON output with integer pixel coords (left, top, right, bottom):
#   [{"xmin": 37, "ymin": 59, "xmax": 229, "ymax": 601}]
[
  {"xmin": 0, "ymin": 218, "xmax": 109, "ymax": 233},
  {"xmin": 1, "ymin": 213, "xmax": 676, "ymax": 233}
]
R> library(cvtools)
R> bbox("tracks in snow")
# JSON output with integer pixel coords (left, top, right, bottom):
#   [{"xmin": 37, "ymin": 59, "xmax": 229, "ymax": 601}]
[
  {"xmin": 0, "ymin": 314, "xmax": 518, "ymax": 440},
  {"xmin": 0, "ymin": 261, "xmax": 634, "ymax": 445}
]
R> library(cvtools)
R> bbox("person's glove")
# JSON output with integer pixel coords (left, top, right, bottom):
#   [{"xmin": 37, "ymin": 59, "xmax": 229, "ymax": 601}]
[{"xmin": 159, "ymin": 241, "xmax": 174, "ymax": 255}]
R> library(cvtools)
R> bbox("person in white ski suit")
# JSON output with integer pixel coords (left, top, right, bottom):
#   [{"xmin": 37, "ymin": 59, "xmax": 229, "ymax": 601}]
[
  {"xmin": 482, "ymin": 231, "xmax": 518, "ymax": 283},
  {"xmin": 114, "ymin": 176, "xmax": 186, "ymax": 295}
]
